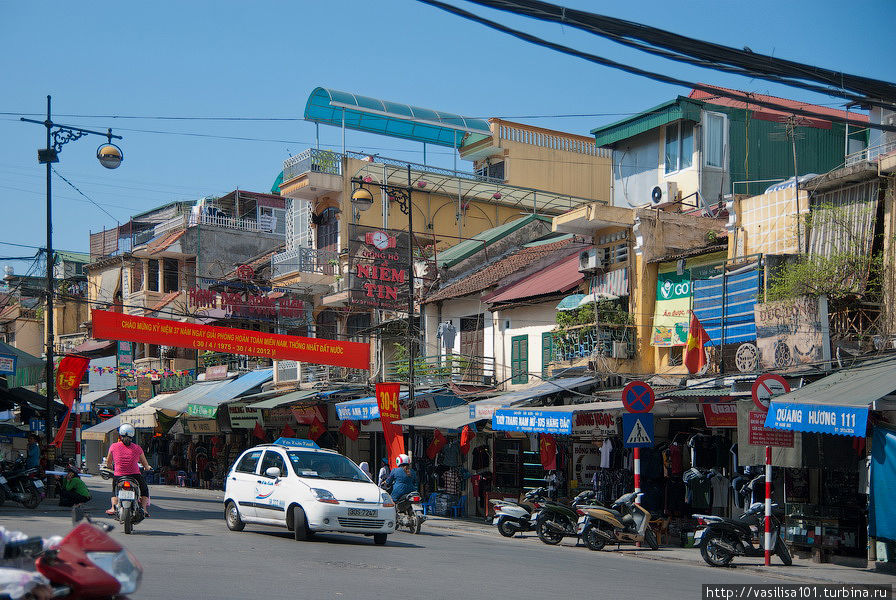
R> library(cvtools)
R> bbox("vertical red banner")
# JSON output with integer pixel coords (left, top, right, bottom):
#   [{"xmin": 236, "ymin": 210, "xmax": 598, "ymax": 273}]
[
  {"xmin": 53, "ymin": 355, "xmax": 90, "ymax": 447},
  {"xmin": 376, "ymin": 382, "xmax": 405, "ymax": 468}
]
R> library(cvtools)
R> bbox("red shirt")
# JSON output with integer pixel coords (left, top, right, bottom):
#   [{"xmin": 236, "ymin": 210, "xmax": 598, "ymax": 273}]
[{"xmin": 109, "ymin": 441, "xmax": 144, "ymax": 476}]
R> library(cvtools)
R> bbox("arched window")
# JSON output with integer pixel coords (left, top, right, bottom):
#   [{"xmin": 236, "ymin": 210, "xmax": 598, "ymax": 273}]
[{"xmin": 316, "ymin": 207, "xmax": 339, "ymax": 252}]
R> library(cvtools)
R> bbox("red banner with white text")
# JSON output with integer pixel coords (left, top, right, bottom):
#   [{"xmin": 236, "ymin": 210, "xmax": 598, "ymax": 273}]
[
  {"xmin": 376, "ymin": 382, "xmax": 405, "ymax": 468},
  {"xmin": 92, "ymin": 309, "xmax": 369, "ymax": 370}
]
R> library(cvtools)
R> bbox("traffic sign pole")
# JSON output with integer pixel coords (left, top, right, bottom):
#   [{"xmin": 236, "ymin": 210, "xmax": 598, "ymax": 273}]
[
  {"xmin": 765, "ymin": 445, "xmax": 772, "ymax": 566},
  {"xmin": 633, "ymin": 448, "xmax": 641, "ymax": 500}
]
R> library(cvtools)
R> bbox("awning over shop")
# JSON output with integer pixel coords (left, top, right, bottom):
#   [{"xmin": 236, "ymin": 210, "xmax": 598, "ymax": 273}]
[
  {"xmin": 82, "ymin": 394, "xmax": 177, "ymax": 441},
  {"xmin": 71, "ymin": 340, "xmax": 115, "ymax": 355},
  {"xmin": 393, "ymin": 404, "xmax": 476, "ymax": 431},
  {"xmin": 246, "ymin": 389, "xmax": 318, "ymax": 410},
  {"xmin": 0, "ymin": 386, "xmax": 48, "ymax": 410},
  {"xmin": 79, "ymin": 389, "xmax": 121, "ymax": 409},
  {"xmin": 556, "ymin": 294, "xmax": 587, "ymax": 311},
  {"xmin": 152, "ymin": 379, "xmax": 232, "ymax": 413},
  {"xmin": 492, "ymin": 399, "xmax": 672, "ymax": 434},
  {"xmin": 0, "ymin": 342, "xmax": 45, "ymax": 388},
  {"xmin": 765, "ymin": 356, "xmax": 896, "ymax": 436},
  {"xmin": 186, "ymin": 369, "xmax": 273, "ymax": 417},
  {"xmin": 468, "ymin": 376, "xmax": 597, "ymax": 420},
  {"xmin": 336, "ymin": 389, "xmax": 463, "ymax": 421}
]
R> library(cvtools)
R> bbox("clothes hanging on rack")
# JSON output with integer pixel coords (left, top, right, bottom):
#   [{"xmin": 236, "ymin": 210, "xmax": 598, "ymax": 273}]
[{"xmin": 599, "ymin": 438, "xmax": 613, "ymax": 469}]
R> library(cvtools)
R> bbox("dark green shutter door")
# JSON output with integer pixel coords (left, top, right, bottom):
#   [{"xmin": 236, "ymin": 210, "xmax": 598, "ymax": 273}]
[
  {"xmin": 541, "ymin": 332, "xmax": 553, "ymax": 379},
  {"xmin": 511, "ymin": 335, "xmax": 528, "ymax": 384}
]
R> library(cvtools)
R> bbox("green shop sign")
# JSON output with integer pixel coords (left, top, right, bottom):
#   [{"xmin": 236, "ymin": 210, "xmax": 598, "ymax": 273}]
[{"xmin": 187, "ymin": 404, "xmax": 217, "ymax": 418}]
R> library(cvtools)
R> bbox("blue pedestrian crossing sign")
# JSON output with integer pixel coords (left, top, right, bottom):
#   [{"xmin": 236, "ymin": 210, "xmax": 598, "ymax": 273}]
[{"xmin": 622, "ymin": 413, "xmax": 654, "ymax": 448}]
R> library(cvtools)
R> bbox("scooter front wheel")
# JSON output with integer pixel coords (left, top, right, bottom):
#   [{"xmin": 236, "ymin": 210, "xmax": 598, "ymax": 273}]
[
  {"xmin": 701, "ymin": 535, "xmax": 734, "ymax": 567},
  {"xmin": 775, "ymin": 537, "xmax": 792, "ymax": 566}
]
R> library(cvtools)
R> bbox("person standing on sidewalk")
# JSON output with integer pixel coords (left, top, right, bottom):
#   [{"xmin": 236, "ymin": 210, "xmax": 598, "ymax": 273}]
[{"xmin": 26, "ymin": 434, "xmax": 41, "ymax": 469}]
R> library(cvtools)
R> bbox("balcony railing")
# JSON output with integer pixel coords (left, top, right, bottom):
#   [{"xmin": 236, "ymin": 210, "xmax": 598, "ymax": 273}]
[
  {"xmin": 271, "ymin": 247, "xmax": 339, "ymax": 279},
  {"xmin": 385, "ymin": 354, "xmax": 495, "ymax": 387},
  {"xmin": 845, "ymin": 139, "xmax": 896, "ymax": 166},
  {"xmin": 276, "ymin": 360, "xmax": 368, "ymax": 385},
  {"xmin": 283, "ymin": 149, "xmax": 343, "ymax": 181}
]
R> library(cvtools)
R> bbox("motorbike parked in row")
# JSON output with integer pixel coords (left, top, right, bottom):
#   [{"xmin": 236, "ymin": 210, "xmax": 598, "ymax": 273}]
[
  {"xmin": 577, "ymin": 492, "xmax": 658, "ymax": 551},
  {"xmin": 394, "ymin": 491, "xmax": 425, "ymax": 534},
  {"xmin": 0, "ymin": 507, "xmax": 143, "ymax": 599},
  {"xmin": 536, "ymin": 489, "xmax": 601, "ymax": 545},
  {"xmin": 99, "ymin": 463, "xmax": 145, "ymax": 535},
  {"xmin": 490, "ymin": 487, "xmax": 550, "ymax": 538},
  {"xmin": 695, "ymin": 502, "xmax": 792, "ymax": 567},
  {"xmin": 0, "ymin": 453, "xmax": 44, "ymax": 509}
]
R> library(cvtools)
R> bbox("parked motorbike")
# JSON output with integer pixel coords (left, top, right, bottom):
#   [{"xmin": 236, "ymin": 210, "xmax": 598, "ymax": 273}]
[
  {"xmin": 394, "ymin": 491, "xmax": 425, "ymax": 534},
  {"xmin": 0, "ymin": 508, "xmax": 143, "ymax": 599},
  {"xmin": 577, "ymin": 491, "xmax": 658, "ymax": 551},
  {"xmin": 536, "ymin": 489, "xmax": 600, "ymax": 546},
  {"xmin": 694, "ymin": 502, "xmax": 792, "ymax": 567},
  {"xmin": 99, "ymin": 463, "xmax": 145, "ymax": 535},
  {"xmin": 0, "ymin": 453, "xmax": 44, "ymax": 509},
  {"xmin": 490, "ymin": 487, "xmax": 549, "ymax": 538}
]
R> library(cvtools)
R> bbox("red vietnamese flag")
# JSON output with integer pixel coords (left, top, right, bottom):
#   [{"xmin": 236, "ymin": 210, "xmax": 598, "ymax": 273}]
[
  {"xmin": 539, "ymin": 433, "xmax": 557, "ymax": 470},
  {"xmin": 280, "ymin": 424, "xmax": 296, "ymax": 439},
  {"xmin": 253, "ymin": 422, "xmax": 266, "ymax": 441},
  {"xmin": 308, "ymin": 417, "xmax": 326, "ymax": 441},
  {"xmin": 426, "ymin": 429, "xmax": 447, "ymax": 459},
  {"xmin": 684, "ymin": 311, "xmax": 711, "ymax": 374},
  {"xmin": 52, "ymin": 355, "xmax": 90, "ymax": 447},
  {"xmin": 376, "ymin": 383, "xmax": 405, "ymax": 468},
  {"xmin": 339, "ymin": 419, "xmax": 360, "ymax": 441},
  {"xmin": 460, "ymin": 425, "xmax": 474, "ymax": 455}
]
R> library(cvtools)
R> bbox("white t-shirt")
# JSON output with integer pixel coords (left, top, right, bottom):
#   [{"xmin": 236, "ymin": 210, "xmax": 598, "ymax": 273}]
[{"xmin": 599, "ymin": 439, "xmax": 613, "ymax": 469}]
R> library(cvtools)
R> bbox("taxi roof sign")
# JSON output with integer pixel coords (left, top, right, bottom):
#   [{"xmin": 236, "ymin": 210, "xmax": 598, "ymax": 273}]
[{"xmin": 273, "ymin": 437, "xmax": 320, "ymax": 449}]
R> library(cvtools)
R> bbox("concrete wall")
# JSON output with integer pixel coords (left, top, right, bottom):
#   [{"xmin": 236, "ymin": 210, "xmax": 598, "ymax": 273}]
[
  {"xmin": 492, "ymin": 302, "xmax": 557, "ymax": 390},
  {"xmin": 179, "ymin": 227, "xmax": 282, "ymax": 280}
]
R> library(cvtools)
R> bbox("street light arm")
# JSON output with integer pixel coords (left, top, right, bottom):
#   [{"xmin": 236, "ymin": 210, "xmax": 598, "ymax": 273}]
[{"xmin": 20, "ymin": 117, "xmax": 123, "ymax": 140}]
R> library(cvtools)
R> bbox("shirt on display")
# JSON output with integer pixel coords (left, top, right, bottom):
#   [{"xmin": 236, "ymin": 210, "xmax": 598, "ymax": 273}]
[
  {"xmin": 599, "ymin": 438, "xmax": 613, "ymax": 469},
  {"xmin": 710, "ymin": 474, "xmax": 730, "ymax": 508}
]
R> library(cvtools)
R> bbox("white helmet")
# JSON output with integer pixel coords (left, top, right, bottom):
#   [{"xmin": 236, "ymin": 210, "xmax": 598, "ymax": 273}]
[
  {"xmin": 118, "ymin": 423, "xmax": 136, "ymax": 438},
  {"xmin": 395, "ymin": 453, "xmax": 410, "ymax": 467}
]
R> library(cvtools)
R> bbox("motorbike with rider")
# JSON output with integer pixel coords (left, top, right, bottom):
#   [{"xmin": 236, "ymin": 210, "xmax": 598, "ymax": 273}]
[
  {"xmin": 101, "ymin": 424, "xmax": 152, "ymax": 533},
  {"xmin": 383, "ymin": 454, "xmax": 424, "ymax": 533}
]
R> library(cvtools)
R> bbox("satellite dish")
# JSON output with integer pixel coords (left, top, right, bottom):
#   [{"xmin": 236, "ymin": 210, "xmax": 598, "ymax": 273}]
[{"xmin": 651, "ymin": 186, "xmax": 663, "ymax": 204}]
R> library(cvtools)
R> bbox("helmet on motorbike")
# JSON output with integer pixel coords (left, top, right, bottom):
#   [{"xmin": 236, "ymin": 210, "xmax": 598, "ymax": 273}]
[
  {"xmin": 118, "ymin": 423, "xmax": 136, "ymax": 439},
  {"xmin": 395, "ymin": 453, "xmax": 410, "ymax": 467}
]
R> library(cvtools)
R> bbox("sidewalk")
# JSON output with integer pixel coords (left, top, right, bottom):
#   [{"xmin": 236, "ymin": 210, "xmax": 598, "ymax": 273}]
[{"xmin": 423, "ymin": 514, "xmax": 895, "ymax": 586}]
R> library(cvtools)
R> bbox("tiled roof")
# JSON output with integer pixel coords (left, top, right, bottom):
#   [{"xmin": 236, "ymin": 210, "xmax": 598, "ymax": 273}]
[
  {"xmin": 423, "ymin": 238, "xmax": 574, "ymax": 303},
  {"xmin": 145, "ymin": 230, "xmax": 186, "ymax": 255},
  {"xmin": 149, "ymin": 291, "xmax": 180, "ymax": 312}
]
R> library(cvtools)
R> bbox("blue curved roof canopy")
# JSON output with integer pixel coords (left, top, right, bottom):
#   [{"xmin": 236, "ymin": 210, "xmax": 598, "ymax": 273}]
[{"xmin": 304, "ymin": 87, "xmax": 492, "ymax": 148}]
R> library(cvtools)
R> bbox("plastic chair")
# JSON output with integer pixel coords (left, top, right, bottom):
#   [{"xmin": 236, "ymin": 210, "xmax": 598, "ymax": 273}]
[
  {"xmin": 449, "ymin": 495, "xmax": 466, "ymax": 518},
  {"xmin": 420, "ymin": 493, "xmax": 438, "ymax": 515}
]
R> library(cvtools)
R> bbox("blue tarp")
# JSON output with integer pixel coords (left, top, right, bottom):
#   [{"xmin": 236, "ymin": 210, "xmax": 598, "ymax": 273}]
[{"xmin": 870, "ymin": 426, "xmax": 896, "ymax": 543}]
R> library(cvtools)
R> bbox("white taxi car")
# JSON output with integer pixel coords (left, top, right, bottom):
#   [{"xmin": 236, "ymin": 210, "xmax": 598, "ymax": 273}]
[{"xmin": 224, "ymin": 438, "xmax": 396, "ymax": 544}]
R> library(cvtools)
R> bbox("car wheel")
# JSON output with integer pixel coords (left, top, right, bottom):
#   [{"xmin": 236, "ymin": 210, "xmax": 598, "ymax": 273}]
[
  {"xmin": 225, "ymin": 501, "xmax": 245, "ymax": 532},
  {"xmin": 291, "ymin": 505, "xmax": 308, "ymax": 541},
  {"xmin": 373, "ymin": 533, "xmax": 387, "ymax": 545}
]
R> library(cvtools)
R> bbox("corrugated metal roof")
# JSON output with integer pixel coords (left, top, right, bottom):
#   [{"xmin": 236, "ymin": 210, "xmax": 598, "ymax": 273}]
[
  {"xmin": 591, "ymin": 98, "xmax": 703, "ymax": 147},
  {"xmin": 768, "ymin": 356, "xmax": 896, "ymax": 409},
  {"xmin": 436, "ymin": 215, "xmax": 552, "ymax": 268},
  {"xmin": 485, "ymin": 251, "xmax": 583, "ymax": 304},
  {"xmin": 247, "ymin": 389, "xmax": 318, "ymax": 410},
  {"xmin": 660, "ymin": 388, "xmax": 750, "ymax": 398},
  {"xmin": 153, "ymin": 379, "xmax": 232, "ymax": 413},
  {"xmin": 189, "ymin": 369, "xmax": 274, "ymax": 410},
  {"xmin": 392, "ymin": 404, "xmax": 476, "ymax": 430}
]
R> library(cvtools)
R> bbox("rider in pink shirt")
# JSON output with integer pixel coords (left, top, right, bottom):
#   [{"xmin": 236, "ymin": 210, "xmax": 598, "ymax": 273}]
[{"xmin": 105, "ymin": 423, "xmax": 152, "ymax": 515}]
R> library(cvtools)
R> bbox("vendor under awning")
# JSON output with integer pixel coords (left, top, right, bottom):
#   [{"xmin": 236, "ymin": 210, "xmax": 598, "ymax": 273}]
[{"xmin": 764, "ymin": 355, "xmax": 896, "ymax": 437}]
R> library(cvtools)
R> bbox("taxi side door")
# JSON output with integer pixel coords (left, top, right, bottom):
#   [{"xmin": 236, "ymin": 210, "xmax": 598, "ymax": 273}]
[
  {"xmin": 254, "ymin": 449, "xmax": 290, "ymax": 523},
  {"xmin": 228, "ymin": 449, "xmax": 263, "ymax": 519}
]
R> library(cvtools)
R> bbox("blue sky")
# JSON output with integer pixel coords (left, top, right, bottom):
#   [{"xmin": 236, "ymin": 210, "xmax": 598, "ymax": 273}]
[{"xmin": 1, "ymin": 0, "xmax": 893, "ymax": 275}]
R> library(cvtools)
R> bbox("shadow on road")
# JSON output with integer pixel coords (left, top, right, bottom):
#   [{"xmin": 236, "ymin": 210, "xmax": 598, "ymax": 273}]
[{"xmin": 252, "ymin": 530, "xmax": 424, "ymax": 549}]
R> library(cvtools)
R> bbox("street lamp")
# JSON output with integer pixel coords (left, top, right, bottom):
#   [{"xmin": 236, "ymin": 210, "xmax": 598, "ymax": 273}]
[
  {"xmin": 351, "ymin": 165, "xmax": 417, "ymax": 431},
  {"xmin": 21, "ymin": 96, "xmax": 123, "ymax": 444}
]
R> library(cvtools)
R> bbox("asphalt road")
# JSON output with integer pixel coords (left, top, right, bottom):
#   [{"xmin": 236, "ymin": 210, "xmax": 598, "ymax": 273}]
[{"xmin": 3, "ymin": 480, "xmax": 790, "ymax": 600}]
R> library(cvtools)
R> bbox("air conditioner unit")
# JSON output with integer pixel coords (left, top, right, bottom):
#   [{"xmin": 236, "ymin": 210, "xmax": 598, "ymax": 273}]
[
  {"xmin": 612, "ymin": 341, "xmax": 631, "ymax": 359},
  {"xmin": 579, "ymin": 249, "xmax": 603, "ymax": 272},
  {"xmin": 651, "ymin": 182, "xmax": 679, "ymax": 205}
]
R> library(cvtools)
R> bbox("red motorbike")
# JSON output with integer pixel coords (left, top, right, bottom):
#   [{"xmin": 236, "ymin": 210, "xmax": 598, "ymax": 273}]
[{"xmin": 0, "ymin": 508, "xmax": 142, "ymax": 599}]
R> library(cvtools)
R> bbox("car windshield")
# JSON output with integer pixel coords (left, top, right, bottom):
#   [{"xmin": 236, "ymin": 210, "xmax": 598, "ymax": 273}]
[{"xmin": 286, "ymin": 450, "xmax": 370, "ymax": 482}]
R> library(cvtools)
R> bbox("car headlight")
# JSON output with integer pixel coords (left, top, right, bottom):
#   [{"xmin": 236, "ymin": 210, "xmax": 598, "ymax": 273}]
[
  {"xmin": 310, "ymin": 488, "xmax": 339, "ymax": 504},
  {"xmin": 381, "ymin": 492, "xmax": 394, "ymax": 508},
  {"xmin": 86, "ymin": 550, "xmax": 142, "ymax": 595}
]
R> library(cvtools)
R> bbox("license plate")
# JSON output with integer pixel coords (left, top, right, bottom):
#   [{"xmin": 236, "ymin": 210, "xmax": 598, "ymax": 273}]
[
  {"xmin": 492, "ymin": 518, "xmax": 500, "ymax": 525},
  {"xmin": 347, "ymin": 508, "xmax": 376, "ymax": 517},
  {"xmin": 694, "ymin": 530, "xmax": 704, "ymax": 542},
  {"xmin": 576, "ymin": 523, "xmax": 585, "ymax": 534},
  {"xmin": 118, "ymin": 490, "xmax": 136, "ymax": 500},
  {"xmin": 33, "ymin": 480, "xmax": 43, "ymax": 488}
]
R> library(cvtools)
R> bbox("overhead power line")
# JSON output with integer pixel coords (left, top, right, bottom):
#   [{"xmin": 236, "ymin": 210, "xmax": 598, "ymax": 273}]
[
  {"xmin": 464, "ymin": 0, "xmax": 896, "ymax": 108},
  {"xmin": 416, "ymin": 0, "xmax": 896, "ymax": 133}
]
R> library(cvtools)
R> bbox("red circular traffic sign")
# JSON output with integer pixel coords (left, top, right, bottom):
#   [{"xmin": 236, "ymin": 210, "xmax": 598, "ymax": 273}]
[
  {"xmin": 751, "ymin": 374, "xmax": 791, "ymax": 412},
  {"xmin": 622, "ymin": 380, "xmax": 655, "ymax": 413}
]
